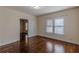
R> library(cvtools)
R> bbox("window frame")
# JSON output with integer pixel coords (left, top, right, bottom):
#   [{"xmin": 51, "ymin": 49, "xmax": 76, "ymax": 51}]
[
  {"xmin": 46, "ymin": 17, "xmax": 64, "ymax": 35},
  {"xmin": 54, "ymin": 17, "xmax": 64, "ymax": 35},
  {"xmin": 46, "ymin": 19, "xmax": 53, "ymax": 33}
]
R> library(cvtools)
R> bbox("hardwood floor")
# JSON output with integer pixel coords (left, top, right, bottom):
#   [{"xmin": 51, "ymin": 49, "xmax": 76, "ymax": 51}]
[
  {"xmin": 0, "ymin": 41, "xmax": 20, "ymax": 53},
  {"xmin": 0, "ymin": 36, "xmax": 79, "ymax": 53},
  {"xmin": 28, "ymin": 36, "xmax": 79, "ymax": 53}
]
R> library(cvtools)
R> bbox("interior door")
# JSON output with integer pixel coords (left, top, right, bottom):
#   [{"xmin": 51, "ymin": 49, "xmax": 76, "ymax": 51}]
[{"xmin": 20, "ymin": 19, "xmax": 29, "ymax": 53}]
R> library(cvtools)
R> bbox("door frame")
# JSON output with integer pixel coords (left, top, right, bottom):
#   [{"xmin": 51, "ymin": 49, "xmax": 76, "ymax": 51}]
[{"xmin": 20, "ymin": 18, "xmax": 29, "ymax": 52}]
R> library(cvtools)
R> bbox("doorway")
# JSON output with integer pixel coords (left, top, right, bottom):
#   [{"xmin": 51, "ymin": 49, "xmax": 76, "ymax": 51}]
[{"xmin": 20, "ymin": 19, "xmax": 29, "ymax": 53}]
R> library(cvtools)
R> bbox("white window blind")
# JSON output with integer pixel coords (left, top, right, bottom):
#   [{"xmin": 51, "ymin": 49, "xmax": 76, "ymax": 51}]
[
  {"xmin": 46, "ymin": 17, "xmax": 64, "ymax": 35},
  {"xmin": 46, "ymin": 20, "xmax": 53, "ymax": 33},
  {"xmin": 54, "ymin": 18, "xmax": 64, "ymax": 34}
]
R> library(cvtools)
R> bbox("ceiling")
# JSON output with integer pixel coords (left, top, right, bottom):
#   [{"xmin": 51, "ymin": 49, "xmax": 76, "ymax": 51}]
[{"xmin": 6, "ymin": 6, "xmax": 75, "ymax": 16}]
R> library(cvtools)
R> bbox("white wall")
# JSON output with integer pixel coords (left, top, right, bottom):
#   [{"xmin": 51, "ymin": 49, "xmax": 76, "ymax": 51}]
[
  {"xmin": 37, "ymin": 7, "xmax": 79, "ymax": 45},
  {"xmin": 0, "ymin": 7, "xmax": 37, "ymax": 46}
]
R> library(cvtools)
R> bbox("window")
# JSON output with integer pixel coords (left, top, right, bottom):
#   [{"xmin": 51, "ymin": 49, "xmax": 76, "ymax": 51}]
[
  {"xmin": 54, "ymin": 18, "xmax": 64, "ymax": 34},
  {"xmin": 46, "ymin": 20, "xmax": 53, "ymax": 33},
  {"xmin": 46, "ymin": 17, "xmax": 64, "ymax": 35}
]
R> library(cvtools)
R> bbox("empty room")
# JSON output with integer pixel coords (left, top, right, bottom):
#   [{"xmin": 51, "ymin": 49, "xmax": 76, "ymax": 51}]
[{"xmin": 0, "ymin": 6, "xmax": 79, "ymax": 53}]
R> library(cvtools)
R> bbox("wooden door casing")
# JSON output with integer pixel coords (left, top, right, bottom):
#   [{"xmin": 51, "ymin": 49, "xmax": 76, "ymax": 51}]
[{"xmin": 20, "ymin": 19, "xmax": 29, "ymax": 53}]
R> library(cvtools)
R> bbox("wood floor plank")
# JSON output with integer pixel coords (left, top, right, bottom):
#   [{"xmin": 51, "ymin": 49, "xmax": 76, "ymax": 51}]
[
  {"xmin": 0, "ymin": 36, "xmax": 79, "ymax": 53},
  {"xmin": 29, "ymin": 36, "xmax": 79, "ymax": 53}
]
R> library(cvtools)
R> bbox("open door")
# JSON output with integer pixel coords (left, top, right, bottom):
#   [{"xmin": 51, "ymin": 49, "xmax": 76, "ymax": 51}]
[{"xmin": 20, "ymin": 19, "xmax": 29, "ymax": 53}]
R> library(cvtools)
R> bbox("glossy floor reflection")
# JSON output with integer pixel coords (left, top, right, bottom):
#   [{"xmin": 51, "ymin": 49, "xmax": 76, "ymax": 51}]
[{"xmin": 29, "ymin": 36, "xmax": 79, "ymax": 53}]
